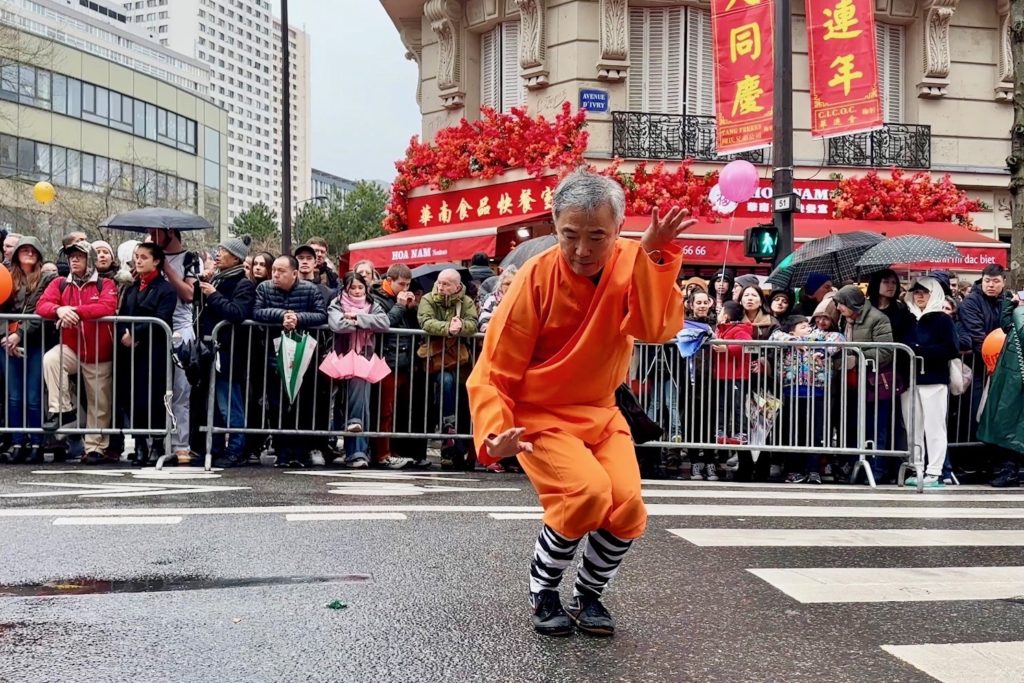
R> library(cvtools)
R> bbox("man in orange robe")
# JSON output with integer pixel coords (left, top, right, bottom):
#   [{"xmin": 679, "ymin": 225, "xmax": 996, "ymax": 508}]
[{"xmin": 467, "ymin": 169, "xmax": 689, "ymax": 637}]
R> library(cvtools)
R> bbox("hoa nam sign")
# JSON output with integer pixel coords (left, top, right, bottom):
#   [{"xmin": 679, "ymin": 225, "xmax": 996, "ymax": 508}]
[
  {"xmin": 389, "ymin": 246, "xmax": 451, "ymax": 262},
  {"xmin": 734, "ymin": 179, "xmax": 838, "ymax": 218}
]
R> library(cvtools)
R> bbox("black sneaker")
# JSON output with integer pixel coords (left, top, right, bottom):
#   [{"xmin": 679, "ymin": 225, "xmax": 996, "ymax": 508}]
[
  {"xmin": 83, "ymin": 451, "xmax": 106, "ymax": 465},
  {"xmin": 990, "ymin": 468, "xmax": 1021, "ymax": 488},
  {"xmin": 530, "ymin": 590, "xmax": 573, "ymax": 637},
  {"xmin": 24, "ymin": 446, "xmax": 44, "ymax": 465},
  {"xmin": 567, "ymin": 594, "xmax": 615, "ymax": 637},
  {"xmin": 5, "ymin": 445, "xmax": 25, "ymax": 464}
]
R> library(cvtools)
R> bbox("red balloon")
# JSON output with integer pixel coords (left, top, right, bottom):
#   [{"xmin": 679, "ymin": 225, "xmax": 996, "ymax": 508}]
[{"xmin": 0, "ymin": 264, "xmax": 11, "ymax": 307}]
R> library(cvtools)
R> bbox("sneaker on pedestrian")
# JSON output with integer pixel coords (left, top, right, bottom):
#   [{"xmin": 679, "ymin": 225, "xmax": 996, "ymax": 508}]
[
  {"xmin": 990, "ymin": 467, "xmax": 1021, "ymax": 488},
  {"xmin": 807, "ymin": 472, "xmax": 822, "ymax": 485},
  {"xmin": 785, "ymin": 472, "xmax": 807, "ymax": 484},
  {"xmin": 530, "ymin": 590, "xmax": 573, "ymax": 637},
  {"xmin": 347, "ymin": 457, "xmax": 369, "ymax": 469},
  {"xmin": 83, "ymin": 451, "xmax": 106, "ymax": 465},
  {"xmin": 922, "ymin": 475, "xmax": 944, "ymax": 488},
  {"xmin": 345, "ymin": 423, "xmax": 363, "ymax": 434},
  {"xmin": 309, "ymin": 450, "xmax": 326, "ymax": 467},
  {"xmin": 411, "ymin": 458, "xmax": 432, "ymax": 470},
  {"xmin": 725, "ymin": 453, "xmax": 739, "ymax": 469},
  {"xmin": 567, "ymin": 594, "xmax": 615, "ymax": 637},
  {"xmin": 382, "ymin": 456, "xmax": 412, "ymax": 470},
  {"xmin": 704, "ymin": 462, "xmax": 720, "ymax": 481},
  {"xmin": 689, "ymin": 462, "xmax": 705, "ymax": 480}
]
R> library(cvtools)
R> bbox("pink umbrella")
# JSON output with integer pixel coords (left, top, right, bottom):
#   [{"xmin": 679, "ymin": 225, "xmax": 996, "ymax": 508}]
[
  {"xmin": 351, "ymin": 353, "xmax": 373, "ymax": 380},
  {"xmin": 318, "ymin": 351, "xmax": 343, "ymax": 380},
  {"xmin": 365, "ymin": 355, "xmax": 392, "ymax": 384}
]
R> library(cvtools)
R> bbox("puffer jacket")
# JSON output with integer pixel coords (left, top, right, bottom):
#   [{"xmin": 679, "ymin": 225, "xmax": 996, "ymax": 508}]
[
  {"xmin": 417, "ymin": 284, "xmax": 479, "ymax": 338},
  {"xmin": 904, "ymin": 311, "xmax": 959, "ymax": 386},
  {"xmin": 201, "ymin": 269, "xmax": 256, "ymax": 378},
  {"xmin": 370, "ymin": 282, "xmax": 418, "ymax": 369},
  {"xmin": 253, "ymin": 279, "xmax": 327, "ymax": 329},
  {"xmin": 36, "ymin": 274, "xmax": 118, "ymax": 363},
  {"xmin": 960, "ymin": 282, "xmax": 1012, "ymax": 354},
  {"xmin": 713, "ymin": 322, "xmax": 754, "ymax": 381}
]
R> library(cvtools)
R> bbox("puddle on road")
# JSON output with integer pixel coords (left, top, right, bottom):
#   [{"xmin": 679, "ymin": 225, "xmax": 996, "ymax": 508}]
[{"xmin": 0, "ymin": 574, "xmax": 371, "ymax": 597}]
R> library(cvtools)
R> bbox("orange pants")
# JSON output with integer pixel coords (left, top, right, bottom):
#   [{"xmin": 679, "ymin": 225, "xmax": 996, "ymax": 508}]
[{"xmin": 517, "ymin": 429, "xmax": 647, "ymax": 541}]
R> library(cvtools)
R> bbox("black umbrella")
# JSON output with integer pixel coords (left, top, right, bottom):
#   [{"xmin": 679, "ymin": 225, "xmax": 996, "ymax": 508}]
[
  {"xmin": 500, "ymin": 234, "xmax": 557, "ymax": 270},
  {"xmin": 409, "ymin": 263, "xmax": 472, "ymax": 293},
  {"xmin": 855, "ymin": 235, "xmax": 962, "ymax": 276},
  {"xmin": 99, "ymin": 207, "xmax": 214, "ymax": 232},
  {"xmin": 766, "ymin": 231, "xmax": 884, "ymax": 289}
]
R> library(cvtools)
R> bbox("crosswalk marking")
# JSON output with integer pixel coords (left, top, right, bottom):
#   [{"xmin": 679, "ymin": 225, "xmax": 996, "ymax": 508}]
[
  {"xmin": 643, "ymin": 489, "xmax": 1024, "ymax": 503},
  {"xmin": 644, "ymin": 504, "xmax": 1024, "ymax": 518},
  {"xmin": 489, "ymin": 513, "xmax": 544, "ymax": 520},
  {"xmin": 285, "ymin": 513, "xmax": 407, "ymax": 521},
  {"xmin": 881, "ymin": 641, "xmax": 1024, "ymax": 683},
  {"xmin": 747, "ymin": 566, "xmax": 1024, "ymax": 603},
  {"xmin": 669, "ymin": 529, "xmax": 1024, "ymax": 547},
  {"xmin": 52, "ymin": 516, "xmax": 183, "ymax": 526}
]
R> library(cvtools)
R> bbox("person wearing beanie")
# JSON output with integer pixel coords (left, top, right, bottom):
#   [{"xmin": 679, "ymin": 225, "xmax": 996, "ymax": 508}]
[
  {"xmin": 92, "ymin": 240, "xmax": 118, "ymax": 281},
  {"xmin": 712, "ymin": 270, "xmax": 736, "ymax": 310},
  {"xmin": 798, "ymin": 272, "xmax": 836, "ymax": 317},
  {"xmin": 768, "ymin": 289, "xmax": 794, "ymax": 318},
  {"xmin": 834, "ymin": 283, "xmax": 897, "ymax": 483},
  {"xmin": 198, "ymin": 235, "xmax": 256, "ymax": 468}
]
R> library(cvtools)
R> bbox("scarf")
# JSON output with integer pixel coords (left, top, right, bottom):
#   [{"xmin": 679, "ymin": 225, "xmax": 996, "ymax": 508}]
[
  {"xmin": 341, "ymin": 291, "xmax": 374, "ymax": 354},
  {"xmin": 211, "ymin": 264, "xmax": 246, "ymax": 288},
  {"xmin": 381, "ymin": 279, "xmax": 396, "ymax": 298},
  {"xmin": 138, "ymin": 269, "xmax": 160, "ymax": 292}
]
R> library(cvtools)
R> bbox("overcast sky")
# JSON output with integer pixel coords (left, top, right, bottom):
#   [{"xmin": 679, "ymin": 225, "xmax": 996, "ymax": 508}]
[{"xmin": 279, "ymin": 1, "xmax": 421, "ymax": 184}]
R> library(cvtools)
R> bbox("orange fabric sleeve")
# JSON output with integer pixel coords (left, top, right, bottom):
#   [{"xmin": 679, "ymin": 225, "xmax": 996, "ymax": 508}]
[
  {"xmin": 620, "ymin": 243, "xmax": 685, "ymax": 343},
  {"xmin": 466, "ymin": 265, "xmax": 541, "ymax": 465}
]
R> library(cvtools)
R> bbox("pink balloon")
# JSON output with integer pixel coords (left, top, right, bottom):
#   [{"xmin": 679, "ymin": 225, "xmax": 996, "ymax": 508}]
[{"xmin": 718, "ymin": 160, "xmax": 760, "ymax": 203}]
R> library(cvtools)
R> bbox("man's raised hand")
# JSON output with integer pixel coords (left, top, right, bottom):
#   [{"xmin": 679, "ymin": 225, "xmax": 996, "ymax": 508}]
[{"xmin": 640, "ymin": 206, "xmax": 697, "ymax": 255}]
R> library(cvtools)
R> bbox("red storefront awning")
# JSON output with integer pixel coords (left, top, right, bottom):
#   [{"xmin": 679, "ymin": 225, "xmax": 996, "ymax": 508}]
[
  {"xmin": 621, "ymin": 217, "xmax": 1008, "ymax": 272},
  {"xmin": 347, "ymin": 210, "xmax": 550, "ymax": 266}
]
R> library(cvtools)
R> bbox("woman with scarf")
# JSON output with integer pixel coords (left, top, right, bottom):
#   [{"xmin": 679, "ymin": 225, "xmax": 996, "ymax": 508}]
[
  {"xmin": 328, "ymin": 272, "xmax": 391, "ymax": 468},
  {"xmin": 92, "ymin": 240, "xmax": 118, "ymax": 282},
  {"xmin": 117, "ymin": 243, "xmax": 177, "ymax": 466},
  {"xmin": 1, "ymin": 237, "xmax": 57, "ymax": 464},
  {"xmin": 901, "ymin": 277, "xmax": 960, "ymax": 488}
]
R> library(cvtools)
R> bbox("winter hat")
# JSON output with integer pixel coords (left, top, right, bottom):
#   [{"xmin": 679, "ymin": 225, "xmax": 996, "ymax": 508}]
[
  {"xmin": 805, "ymin": 272, "xmax": 832, "ymax": 297},
  {"xmin": 219, "ymin": 234, "xmax": 252, "ymax": 261},
  {"xmin": 926, "ymin": 270, "xmax": 952, "ymax": 297},
  {"xmin": 834, "ymin": 284, "xmax": 866, "ymax": 313},
  {"xmin": 735, "ymin": 274, "xmax": 761, "ymax": 290},
  {"xmin": 91, "ymin": 239, "xmax": 113, "ymax": 256}
]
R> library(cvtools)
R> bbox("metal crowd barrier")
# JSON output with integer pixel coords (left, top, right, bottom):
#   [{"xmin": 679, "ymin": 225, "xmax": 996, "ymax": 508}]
[{"xmin": 0, "ymin": 313, "xmax": 174, "ymax": 463}]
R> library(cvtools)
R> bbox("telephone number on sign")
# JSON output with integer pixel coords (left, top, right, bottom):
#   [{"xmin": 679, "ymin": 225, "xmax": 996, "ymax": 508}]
[{"xmin": 681, "ymin": 245, "xmax": 708, "ymax": 257}]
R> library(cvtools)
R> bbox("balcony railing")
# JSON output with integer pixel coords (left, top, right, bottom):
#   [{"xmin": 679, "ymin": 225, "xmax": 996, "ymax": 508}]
[
  {"xmin": 827, "ymin": 123, "xmax": 931, "ymax": 169},
  {"xmin": 611, "ymin": 111, "xmax": 766, "ymax": 164}
]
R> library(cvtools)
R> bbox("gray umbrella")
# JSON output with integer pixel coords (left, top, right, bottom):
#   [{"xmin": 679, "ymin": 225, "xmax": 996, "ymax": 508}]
[
  {"xmin": 500, "ymin": 234, "xmax": 557, "ymax": 270},
  {"xmin": 410, "ymin": 262, "xmax": 472, "ymax": 293},
  {"xmin": 99, "ymin": 207, "xmax": 214, "ymax": 232},
  {"xmin": 766, "ymin": 231, "xmax": 884, "ymax": 289},
  {"xmin": 855, "ymin": 235, "xmax": 962, "ymax": 277}
]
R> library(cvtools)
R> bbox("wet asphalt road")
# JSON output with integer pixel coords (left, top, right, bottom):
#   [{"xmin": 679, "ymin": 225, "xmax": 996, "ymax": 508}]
[{"xmin": 2, "ymin": 463, "xmax": 1024, "ymax": 683}]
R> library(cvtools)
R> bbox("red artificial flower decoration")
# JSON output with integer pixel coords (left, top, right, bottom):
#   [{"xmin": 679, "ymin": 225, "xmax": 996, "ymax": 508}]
[
  {"xmin": 597, "ymin": 159, "xmax": 719, "ymax": 219},
  {"xmin": 832, "ymin": 169, "xmax": 986, "ymax": 229}
]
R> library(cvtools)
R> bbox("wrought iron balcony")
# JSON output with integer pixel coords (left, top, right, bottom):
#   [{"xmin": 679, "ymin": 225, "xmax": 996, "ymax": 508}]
[
  {"xmin": 611, "ymin": 111, "xmax": 766, "ymax": 164},
  {"xmin": 827, "ymin": 123, "xmax": 931, "ymax": 169}
]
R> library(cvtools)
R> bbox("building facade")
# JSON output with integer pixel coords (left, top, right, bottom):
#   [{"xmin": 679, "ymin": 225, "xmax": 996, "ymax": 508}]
[
  {"xmin": 273, "ymin": 17, "xmax": 311, "ymax": 219},
  {"xmin": 380, "ymin": 0, "xmax": 1015, "ymax": 240},
  {"xmin": 311, "ymin": 167, "xmax": 357, "ymax": 201},
  {"xmin": 126, "ymin": 0, "xmax": 311, "ymax": 225},
  {"xmin": 0, "ymin": 24, "xmax": 229, "ymax": 241}
]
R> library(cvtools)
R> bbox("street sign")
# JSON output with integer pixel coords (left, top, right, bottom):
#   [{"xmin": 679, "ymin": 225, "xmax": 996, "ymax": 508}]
[{"xmin": 579, "ymin": 88, "xmax": 609, "ymax": 113}]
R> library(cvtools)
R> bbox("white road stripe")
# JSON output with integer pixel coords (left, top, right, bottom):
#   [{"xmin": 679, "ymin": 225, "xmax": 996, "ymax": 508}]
[
  {"xmin": 489, "ymin": 513, "xmax": 544, "ymax": 520},
  {"xmin": 669, "ymin": 529, "xmax": 1024, "ymax": 547},
  {"xmin": 52, "ymin": 516, "xmax": 183, "ymax": 526},
  {"xmin": 748, "ymin": 566, "xmax": 1024, "ymax": 603},
  {"xmin": 882, "ymin": 641, "xmax": 1024, "ymax": 683},
  {"xmin": 643, "ymin": 489, "xmax": 1024, "ymax": 503},
  {"xmin": 641, "ymin": 480, "xmax": 1000, "ymax": 492},
  {"xmin": 285, "ymin": 513, "xmax": 407, "ymax": 521}
]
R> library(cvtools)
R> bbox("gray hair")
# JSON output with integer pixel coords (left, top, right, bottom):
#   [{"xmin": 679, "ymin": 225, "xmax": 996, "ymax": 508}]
[
  {"xmin": 552, "ymin": 168, "xmax": 625, "ymax": 226},
  {"xmin": 497, "ymin": 264, "xmax": 518, "ymax": 287}
]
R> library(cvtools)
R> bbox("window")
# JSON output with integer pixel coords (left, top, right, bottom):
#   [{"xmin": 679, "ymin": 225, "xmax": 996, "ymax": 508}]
[
  {"xmin": 17, "ymin": 139, "xmax": 34, "ymax": 176},
  {"xmin": 52, "ymin": 74, "xmax": 67, "ymax": 114},
  {"xmin": 0, "ymin": 134, "xmax": 15, "ymax": 171},
  {"xmin": 134, "ymin": 99, "xmax": 146, "ymax": 136},
  {"xmin": 145, "ymin": 103, "xmax": 157, "ymax": 140},
  {"xmin": 35, "ymin": 143, "xmax": 50, "ymax": 180},
  {"xmin": 877, "ymin": 23, "xmax": 904, "ymax": 122},
  {"xmin": 18, "ymin": 65, "xmax": 35, "ymax": 102},
  {"xmin": 82, "ymin": 82, "xmax": 96, "ymax": 113},
  {"xmin": 480, "ymin": 22, "xmax": 523, "ymax": 113},
  {"xmin": 51, "ymin": 146, "xmax": 66, "ymax": 186},
  {"xmin": 68, "ymin": 78, "xmax": 82, "ymax": 117},
  {"xmin": 96, "ymin": 87, "xmax": 109, "ymax": 118},
  {"xmin": 67, "ymin": 149, "xmax": 81, "ymax": 188},
  {"xmin": 626, "ymin": 7, "xmax": 684, "ymax": 114},
  {"xmin": 82, "ymin": 153, "xmax": 96, "ymax": 188},
  {"xmin": 0, "ymin": 64, "xmax": 17, "ymax": 99}
]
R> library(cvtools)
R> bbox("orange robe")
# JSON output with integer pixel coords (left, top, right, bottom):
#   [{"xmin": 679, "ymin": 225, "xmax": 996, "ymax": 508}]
[{"xmin": 467, "ymin": 238, "xmax": 684, "ymax": 540}]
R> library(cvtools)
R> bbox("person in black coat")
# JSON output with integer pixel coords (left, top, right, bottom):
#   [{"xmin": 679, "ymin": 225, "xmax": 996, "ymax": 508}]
[
  {"xmin": 901, "ymin": 277, "xmax": 960, "ymax": 487},
  {"xmin": 117, "ymin": 243, "xmax": 178, "ymax": 466},
  {"xmin": 198, "ymin": 236, "xmax": 256, "ymax": 468},
  {"xmin": 867, "ymin": 269, "xmax": 914, "ymax": 345}
]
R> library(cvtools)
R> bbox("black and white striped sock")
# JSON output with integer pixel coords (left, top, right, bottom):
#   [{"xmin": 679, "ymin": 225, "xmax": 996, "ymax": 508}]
[
  {"xmin": 529, "ymin": 525, "xmax": 582, "ymax": 595},
  {"xmin": 573, "ymin": 529, "xmax": 633, "ymax": 599}
]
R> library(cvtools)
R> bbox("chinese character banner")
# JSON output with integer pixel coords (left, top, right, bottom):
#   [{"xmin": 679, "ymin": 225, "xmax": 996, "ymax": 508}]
[
  {"xmin": 405, "ymin": 175, "xmax": 557, "ymax": 230},
  {"xmin": 806, "ymin": 0, "xmax": 882, "ymax": 138},
  {"xmin": 710, "ymin": 0, "xmax": 775, "ymax": 155}
]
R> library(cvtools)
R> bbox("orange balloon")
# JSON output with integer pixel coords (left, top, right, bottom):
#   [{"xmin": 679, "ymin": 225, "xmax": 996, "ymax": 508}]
[
  {"xmin": 982, "ymin": 328, "xmax": 1007, "ymax": 374},
  {"xmin": 0, "ymin": 263, "xmax": 11, "ymax": 307}
]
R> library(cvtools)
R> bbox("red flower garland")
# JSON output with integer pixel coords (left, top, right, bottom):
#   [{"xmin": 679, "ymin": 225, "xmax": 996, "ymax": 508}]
[
  {"xmin": 832, "ymin": 169, "xmax": 986, "ymax": 229},
  {"xmin": 597, "ymin": 159, "xmax": 719, "ymax": 219}
]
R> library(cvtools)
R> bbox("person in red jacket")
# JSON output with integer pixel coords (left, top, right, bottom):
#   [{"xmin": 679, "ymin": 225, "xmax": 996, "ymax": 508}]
[
  {"xmin": 36, "ymin": 241, "xmax": 118, "ymax": 464},
  {"xmin": 712, "ymin": 300, "xmax": 754, "ymax": 452}
]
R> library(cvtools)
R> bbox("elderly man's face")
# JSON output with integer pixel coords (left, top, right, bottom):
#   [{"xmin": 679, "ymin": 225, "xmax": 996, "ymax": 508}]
[
  {"xmin": 3, "ymin": 235, "xmax": 18, "ymax": 260},
  {"xmin": 312, "ymin": 245, "xmax": 327, "ymax": 266},
  {"xmin": 435, "ymin": 273, "xmax": 462, "ymax": 297},
  {"xmin": 554, "ymin": 204, "xmax": 620, "ymax": 279}
]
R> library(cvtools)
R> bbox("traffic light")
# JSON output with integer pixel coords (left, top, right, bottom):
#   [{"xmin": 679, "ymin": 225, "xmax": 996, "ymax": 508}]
[{"xmin": 744, "ymin": 224, "xmax": 779, "ymax": 262}]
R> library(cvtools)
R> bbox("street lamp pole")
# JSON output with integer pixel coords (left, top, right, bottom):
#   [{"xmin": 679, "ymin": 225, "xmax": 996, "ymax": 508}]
[
  {"xmin": 771, "ymin": 0, "xmax": 795, "ymax": 268},
  {"xmin": 279, "ymin": 0, "xmax": 293, "ymax": 254}
]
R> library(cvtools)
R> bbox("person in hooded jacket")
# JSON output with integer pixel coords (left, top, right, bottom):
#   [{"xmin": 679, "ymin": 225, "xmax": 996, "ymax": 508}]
[
  {"xmin": 900, "ymin": 277, "xmax": 960, "ymax": 488},
  {"xmin": 768, "ymin": 289, "xmax": 794, "ymax": 318},
  {"xmin": 867, "ymin": 269, "xmax": 914, "ymax": 344},
  {"xmin": 469, "ymin": 252, "xmax": 496, "ymax": 286},
  {"xmin": 36, "ymin": 241, "xmax": 118, "ymax": 464},
  {"xmin": 117, "ymin": 243, "xmax": 177, "ymax": 466},
  {"xmin": 1, "ymin": 237, "xmax": 57, "ymax": 464},
  {"xmin": 798, "ymin": 273, "xmax": 838, "ymax": 318},
  {"xmin": 711, "ymin": 270, "xmax": 736, "ymax": 311}
]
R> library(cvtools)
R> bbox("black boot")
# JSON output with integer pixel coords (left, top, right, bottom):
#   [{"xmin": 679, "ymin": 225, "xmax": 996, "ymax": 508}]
[
  {"xmin": 131, "ymin": 442, "xmax": 150, "ymax": 467},
  {"xmin": 530, "ymin": 590, "xmax": 573, "ymax": 637},
  {"xmin": 567, "ymin": 594, "xmax": 616, "ymax": 637}
]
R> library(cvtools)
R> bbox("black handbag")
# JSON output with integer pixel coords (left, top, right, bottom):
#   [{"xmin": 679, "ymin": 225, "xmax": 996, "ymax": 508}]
[{"xmin": 615, "ymin": 384, "xmax": 663, "ymax": 445}]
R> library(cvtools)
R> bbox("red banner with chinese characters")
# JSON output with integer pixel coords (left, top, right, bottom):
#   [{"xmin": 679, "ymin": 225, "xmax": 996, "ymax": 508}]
[
  {"xmin": 406, "ymin": 175, "xmax": 557, "ymax": 230},
  {"xmin": 711, "ymin": 0, "xmax": 775, "ymax": 155},
  {"xmin": 806, "ymin": 0, "xmax": 882, "ymax": 138}
]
